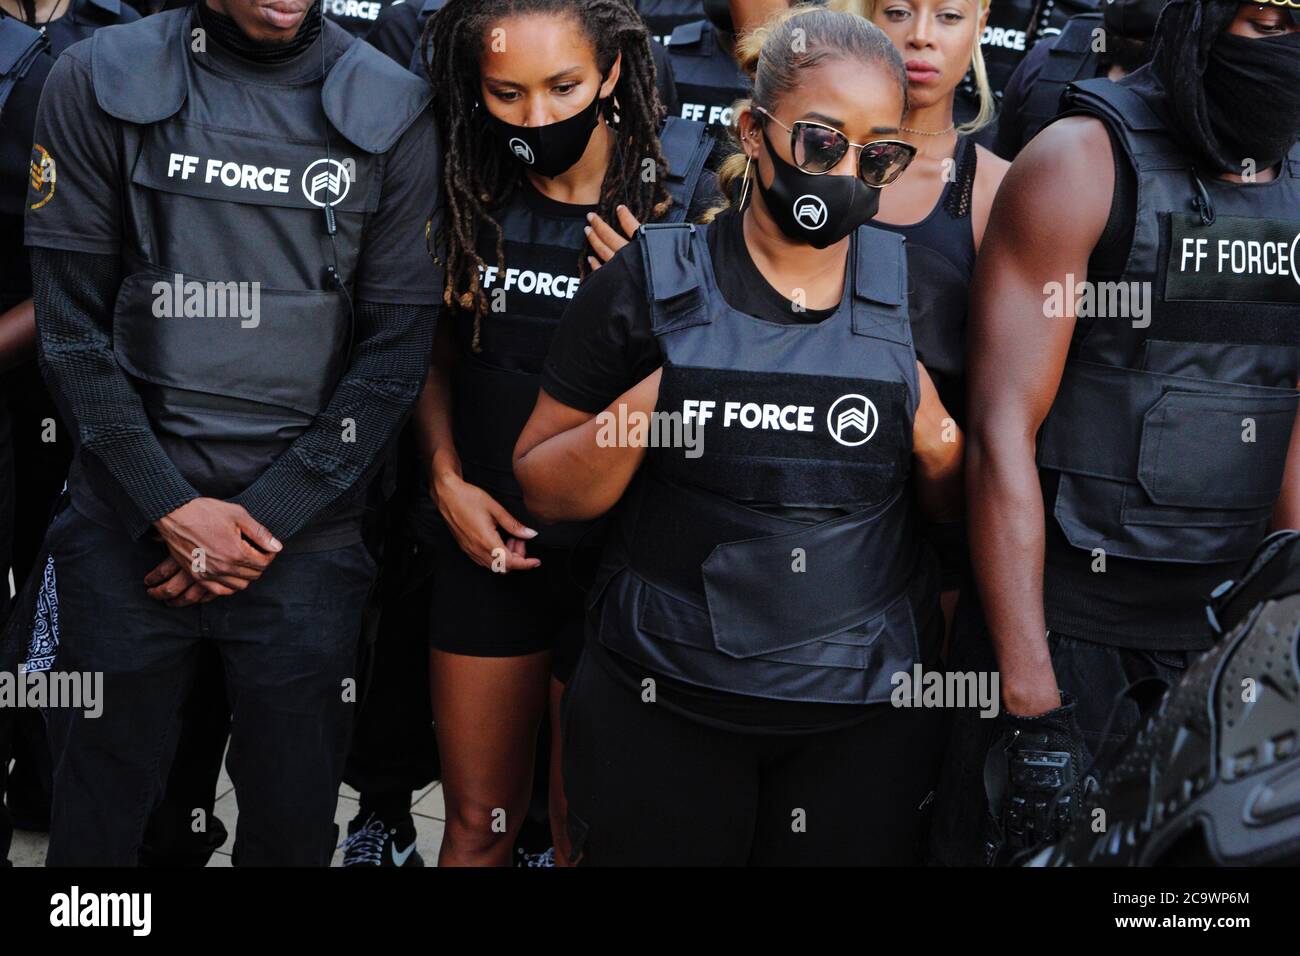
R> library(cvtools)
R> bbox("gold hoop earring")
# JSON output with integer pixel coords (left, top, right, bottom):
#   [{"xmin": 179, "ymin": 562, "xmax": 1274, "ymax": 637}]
[{"xmin": 738, "ymin": 154, "xmax": 753, "ymax": 210}]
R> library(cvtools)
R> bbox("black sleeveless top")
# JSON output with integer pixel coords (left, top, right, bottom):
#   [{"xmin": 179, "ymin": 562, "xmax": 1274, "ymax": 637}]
[{"xmin": 874, "ymin": 134, "xmax": 977, "ymax": 428}]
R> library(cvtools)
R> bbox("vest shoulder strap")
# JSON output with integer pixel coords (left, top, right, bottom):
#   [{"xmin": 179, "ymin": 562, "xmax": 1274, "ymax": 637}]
[
  {"xmin": 420, "ymin": 0, "xmax": 444, "ymax": 13},
  {"xmin": 91, "ymin": 10, "xmax": 188, "ymax": 125},
  {"xmin": 1062, "ymin": 70, "xmax": 1184, "ymax": 170},
  {"xmin": 638, "ymin": 222, "xmax": 711, "ymax": 335},
  {"xmin": 850, "ymin": 225, "xmax": 910, "ymax": 343},
  {"xmin": 668, "ymin": 19, "xmax": 706, "ymax": 51},
  {"xmin": 1039, "ymin": 13, "xmax": 1102, "ymax": 82},
  {"xmin": 323, "ymin": 24, "xmax": 432, "ymax": 154},
  {"xmin": 84, "ymin": 0, "xmax": 124, "ymax": 20},
  {"xmin": 0, "ymin": 17, "xmax": 48, "ymax": 117},
  {"xmin": 0, "ymin": 16, "xmax": 46, "ymax": 76},
  {"xmin": 659, "ymin": 116, "xmax": 712, "ymax": 224}
]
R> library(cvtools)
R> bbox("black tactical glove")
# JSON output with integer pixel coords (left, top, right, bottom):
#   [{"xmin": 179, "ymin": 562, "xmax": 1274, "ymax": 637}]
[{"xmin": 984, "ymin": 692, "xmax": 1090, "ymax": 864}]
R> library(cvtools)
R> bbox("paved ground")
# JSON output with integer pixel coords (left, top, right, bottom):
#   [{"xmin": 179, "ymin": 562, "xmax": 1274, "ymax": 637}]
[{"xmin": 7, "ymin": 766, "xmax": 447, "ymax": 867}]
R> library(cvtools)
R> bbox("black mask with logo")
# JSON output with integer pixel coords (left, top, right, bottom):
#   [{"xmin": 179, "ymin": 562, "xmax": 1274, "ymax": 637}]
[
  {"xmin": 754, "ymin": 126, "xmax": 881, "ymax": 249},
  {"xmin": 483, "ymin": 86, "xmax": 606, "ymax": 178}
]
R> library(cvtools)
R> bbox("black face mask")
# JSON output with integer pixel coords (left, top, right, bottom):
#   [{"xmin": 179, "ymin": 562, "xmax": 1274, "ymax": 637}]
[
  {"xmin": 754, "ymin": 127, "xmax": 881, "ymax": 249},
  {"xmin": 1203, "ymin": 32, "xmax": 1300, "ymax": 173},
  {"xmin": 483, "ymin": 86, "xmax": 605, "ymax": 178}
]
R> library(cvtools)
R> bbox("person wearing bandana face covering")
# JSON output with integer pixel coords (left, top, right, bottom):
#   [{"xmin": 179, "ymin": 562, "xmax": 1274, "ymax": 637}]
[
  {"xmin": 414, "ymin": 0, "xmax": 716, "ymax": 868},
  {"xmin": 515, "ymin": 8, "xmax": 962, "ymax": 866},
  {"xmin": 931, "ymin": 0, "xmax": 1300, "ymax": 866}
]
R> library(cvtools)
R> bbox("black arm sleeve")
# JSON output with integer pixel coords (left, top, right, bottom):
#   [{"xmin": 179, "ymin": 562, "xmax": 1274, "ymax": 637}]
[
  {"xmin": 31, "ymin": 248, "xmax": 200, "ymax": 537},
  {"xmin": 230, "ymin": 298, "xmax": 436, "ymax": 540}
]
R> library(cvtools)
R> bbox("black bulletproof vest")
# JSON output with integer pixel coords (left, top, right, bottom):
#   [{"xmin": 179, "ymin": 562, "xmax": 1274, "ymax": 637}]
[
  {"xmin": 1015, "ymin": 12, "xmax": 1103, "ymax": 152},
  {"xmin": 323, "ymin": 0, "xmax": 402, "ymax": 37},
  {"xmin": 0, "ymin": 15, "xmax": 46, "ymax": 118},
  {"xmin": 592, "ymin": 221, "xmax": 936, "ymax": 705},
  {"xmin": 91, "ymin": 10, "xmax": 430, "ymax": 499},
  {"xmin": 450, "ymin": 116, "xmax": 713, "ymax": 549},
  {"xmin": 0, "ymin": 17, "xmax": 52, "ymax": 313},
  {"xmin": 665, "ymin": 19, "xmax": 748, "ymax": 131},
  {"xmin": 637, "ymin": 0, "xmax": 704, "ymax": 46},
  {"xmin": 405, "ymin": 0, "xmax": 444, "ymax": 74},
  {"xmin": 1037, "ymin": 68, "xmax": 1300, "ymax": 566},
  {"xmin": 45, "ymin": 0, "xmax": 138, "ymax": 57},
  {"xmin": 955, "ymin": 0, "xmax": 1097, "ymax": 125}
]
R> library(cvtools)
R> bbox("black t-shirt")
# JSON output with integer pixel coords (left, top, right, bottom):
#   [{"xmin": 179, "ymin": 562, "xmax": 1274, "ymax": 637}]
[
  {"xmin": 543, "ymin": 207, "xmax": 916, "ymax": 734},
  {"xmin": 543, "ymin": 206, "xmax": 834, "ymax": 414}
]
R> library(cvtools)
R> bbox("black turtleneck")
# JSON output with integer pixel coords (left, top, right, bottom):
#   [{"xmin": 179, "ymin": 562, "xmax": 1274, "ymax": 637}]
[{"xmin": 196, "ymin": 0, "xmax": 322, "ymax": 65}]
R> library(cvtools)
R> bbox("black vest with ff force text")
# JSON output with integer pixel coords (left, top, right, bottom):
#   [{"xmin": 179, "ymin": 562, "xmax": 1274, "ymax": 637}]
[
  {"xmin": 665, "ymin": 19, "xmax": 748, "ymax": 131},
  {"xmin": 1037, "ymin": 67, "xmax": 1300, "ymax": 567},
  {"xmin": 450, "ymin": 116, "xmax": 713, "ymax": 548},
  {"xmin": 592, "ymin": 221, "xmax": 937, "ymax": 704},
  {"xmin": 637, "ymin": 0, "xmax": 703, "ymax": 46},
  {"xmin": 1015, "ymin": 12, "xmax": 1104, "ymax": 151},
  {"xmin": 89, "ymin": 10, "xmax": 430, "ymax": 500}
]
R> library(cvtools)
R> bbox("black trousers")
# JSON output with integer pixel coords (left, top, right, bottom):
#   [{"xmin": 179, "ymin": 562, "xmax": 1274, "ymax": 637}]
[
  {"xmin": 343, "ymin": 519, "xmax": 439, "ymax": 805},
  {"xmin": 561, "ymin": 647, "xmax": 947, "ymax": 866},
  {"xmin": 43, "ymin": 505, "xmax": 376, "ymax": 867},
  {"xmin": 928, "ymin": 590, "xmax": 1190, "ymax": 866}
]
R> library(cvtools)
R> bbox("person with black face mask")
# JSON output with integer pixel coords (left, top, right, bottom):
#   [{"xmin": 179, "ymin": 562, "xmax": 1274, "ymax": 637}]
[
  {"xmin": 931, "ymin": 0, "xmax": 1300, "ymax": 866},
  {"xmin": 412, "ymin": 0, "xmax": 715, "ymax": 868},
  {"xmin": 24, "ymin": 0, "xmax": 443, "ymax": 866},
  {"xmin": 514, "ymin": 7, "xmax": 961, "ymax": 866},
  {"xmin": 992, "ymin": 0, "xmax": 1164, "ymax": 159}
]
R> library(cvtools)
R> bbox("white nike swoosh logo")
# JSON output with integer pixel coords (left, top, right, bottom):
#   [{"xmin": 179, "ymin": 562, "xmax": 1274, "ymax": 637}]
[{"xmin": 391, "ymin": 839, "xmax": 416, "ymax": 866}]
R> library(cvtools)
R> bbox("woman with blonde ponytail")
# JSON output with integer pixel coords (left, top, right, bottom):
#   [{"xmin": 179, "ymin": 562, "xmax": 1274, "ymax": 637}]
[{"xmin": 863, "ymin": 0, "xmax": 1009, "ymax": 622}]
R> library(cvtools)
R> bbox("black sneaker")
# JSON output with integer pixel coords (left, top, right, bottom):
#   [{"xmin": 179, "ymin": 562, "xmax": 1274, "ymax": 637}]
[{"xmin": 340, "ymin": 812, "xmax": 424, "ymax": 868}]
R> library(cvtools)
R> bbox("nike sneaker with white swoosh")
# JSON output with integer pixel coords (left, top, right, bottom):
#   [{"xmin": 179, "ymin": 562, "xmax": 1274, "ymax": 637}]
[{"xmin": 340, "ymin": 812, "xmax": 424, "ymax": 868}]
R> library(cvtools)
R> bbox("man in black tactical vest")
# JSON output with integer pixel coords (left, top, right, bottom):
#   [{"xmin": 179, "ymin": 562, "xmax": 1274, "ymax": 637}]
[
  {"xmin": 637, "ymin": 0, "xmax": 703, "ymax": 44},
  {"xmin": 25, "ymin": 0, "xmax": 442, "ymax": 866},
  {"xmin": 993, "ymin": 0, "xmax": 1162, "ymax": 159},
  {"xmin": 932, "ymin": 0, "xmax": 1300, "ymax": 866}
]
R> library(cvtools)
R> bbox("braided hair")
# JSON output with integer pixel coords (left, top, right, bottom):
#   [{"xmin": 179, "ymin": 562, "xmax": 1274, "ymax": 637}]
[{"xmin": 421, "ymin": 0, "xmax": 671, "ymax": 349}]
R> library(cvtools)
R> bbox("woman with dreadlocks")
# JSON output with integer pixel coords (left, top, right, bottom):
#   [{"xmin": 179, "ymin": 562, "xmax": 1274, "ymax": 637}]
[
  {"xmin": 515, "ymin": 7, "xmax": 962, "ymax": 865},
  {"xmin": 414, "ymin": 0, "xmax": 715, "ymax": 866},
  {"xmin": 931, "ymin": 0, "xmax": 1300, "ymax": 866}
]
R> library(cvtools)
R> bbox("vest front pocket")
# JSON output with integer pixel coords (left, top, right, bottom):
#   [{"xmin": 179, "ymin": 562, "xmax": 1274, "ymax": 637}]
[{"xmin": 1134, "ymin": 388, "xmax": 1297, "ymax": 514}]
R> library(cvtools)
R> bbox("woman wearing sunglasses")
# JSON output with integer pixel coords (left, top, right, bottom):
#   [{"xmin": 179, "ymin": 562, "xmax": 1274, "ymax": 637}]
[{"xmin": 513, "ymin": 6, "xmax": 961, "ymax": 865}]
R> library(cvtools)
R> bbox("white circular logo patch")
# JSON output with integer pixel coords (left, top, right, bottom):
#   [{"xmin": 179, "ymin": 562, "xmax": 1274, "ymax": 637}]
[
  {"xmin": 827, "ymin": 394, "xmax": 879, "ymax": 447},
  {"xmin": 301, "ymin": 158, "xmax": 351, "ymax": 207},
  {"xmin": 509, "ymin": 138, "xmax": 535, "ymax": 165},
  {"xmin": 1290, "ymin": 230, "xmax": 1299, "ymax": 289},
  {"xmin": 793, "ymin": 194, "xmax": 828, "ymax": 230}
]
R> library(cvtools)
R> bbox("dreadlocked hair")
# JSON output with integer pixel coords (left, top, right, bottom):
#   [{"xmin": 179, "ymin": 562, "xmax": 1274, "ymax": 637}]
[
  {"xmin": 420, "ymin": 0, "xmax": 670, "ymax": 351},
  {"xmin": 704, "ymin": 4, "xmax": 908, "ymax": 221}
]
